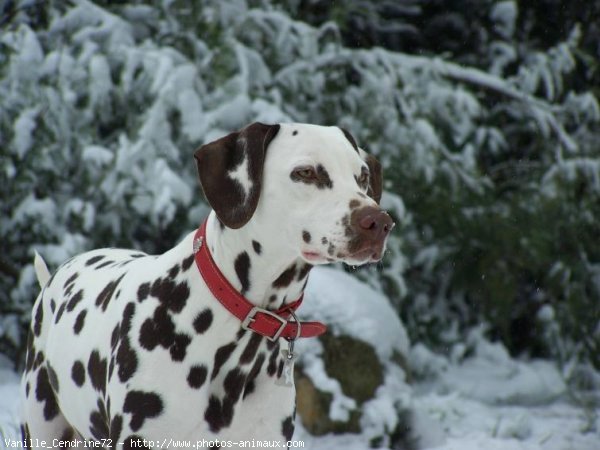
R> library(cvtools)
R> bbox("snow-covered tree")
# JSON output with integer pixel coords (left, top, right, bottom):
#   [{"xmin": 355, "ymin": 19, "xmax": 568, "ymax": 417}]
[{"xmin": 1, "ymin": 0, "xmax": 598, "ymax": 405}]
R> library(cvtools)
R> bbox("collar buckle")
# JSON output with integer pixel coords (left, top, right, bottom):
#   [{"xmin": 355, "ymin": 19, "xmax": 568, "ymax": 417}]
[{"xmin": 241, "ymin": 306, "xmax": 288, "ymax": 341}]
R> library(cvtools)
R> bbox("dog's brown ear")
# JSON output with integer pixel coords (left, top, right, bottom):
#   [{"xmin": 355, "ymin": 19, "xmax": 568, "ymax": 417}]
[
  {"xmin": 361, "ymin": 150, "xmax": 383, "ymax": 204},
  {"xmin": 194, "ymin": 122, "xmax": 280, "ymax": 229},
  {"xmin": 340, "ymin": 127, "xmax": 383, "ymax": 204}
]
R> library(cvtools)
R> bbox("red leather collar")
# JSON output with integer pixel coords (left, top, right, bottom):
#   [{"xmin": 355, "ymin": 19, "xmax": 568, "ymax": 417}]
[{"xmin": 193, "ymin": 219, "xmax": 327, "ymax": 341}]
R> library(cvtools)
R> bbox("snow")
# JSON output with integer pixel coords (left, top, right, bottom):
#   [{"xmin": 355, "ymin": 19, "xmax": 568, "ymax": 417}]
[
  {"xmin": 0, "ymin": 355, "xmax": 20, "ymax": 446},
  {"xmin": 413, "ymin": 394, "xmax": 598, "ymax": 450},
  {"xmin": 12, "ymin": 107, "xmax": 39, "ymax": 159},
  {"xmin": 82, "ymin": 145, "xmax": 114, "ymax": 167},
  {"xmin": 88, "ymin": 53, "xmax": 112, "ymax": 111},
  {"xmin": 302, "ymin": 267, "xmax": 410, "ymax": 360},
  {"xmin": 2, "ymin": 362, "xmax": 596, "ymax": 449},
  {"xmin": 11, "ymin": 195, "xmax": 57, "ymax": 228},
  {"xmin": 1, "ymin": 1, "xmax": 599, "ymax": 448},
  {"xmin": 490, "ymin": 1, "xmax": 517, "ymax": 39},
  {"xmin": 432, "ymin": 347, "xmax": 566, "ymax": 407},
  {"xmin": 0, "ymin": 269, "xmax": 598, "ymax": 449},
  {"xmin": 298, "ymin": 339, "xmax": 359, "ymax": 422}
]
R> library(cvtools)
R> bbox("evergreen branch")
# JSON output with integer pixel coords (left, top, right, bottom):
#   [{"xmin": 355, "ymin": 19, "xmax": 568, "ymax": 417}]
[{"xmin": 0, "ymin": 259, "xmax": 19, "ymax": 279}]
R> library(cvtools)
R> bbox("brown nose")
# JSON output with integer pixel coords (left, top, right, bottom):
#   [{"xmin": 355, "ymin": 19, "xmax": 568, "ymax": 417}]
[{"xmin": 354, "ymin": 206, "xmax": 394, "ymax": 242}]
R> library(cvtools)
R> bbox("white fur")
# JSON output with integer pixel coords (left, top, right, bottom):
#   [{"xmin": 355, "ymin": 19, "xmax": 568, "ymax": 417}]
[{"xmin": 33, "ymin": 251, "xmax": 51, "ymax": 288}]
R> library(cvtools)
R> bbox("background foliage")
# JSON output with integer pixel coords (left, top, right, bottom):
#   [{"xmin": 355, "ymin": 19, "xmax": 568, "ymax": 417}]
[{"xmin": 1, "ymin": 0, "xmax": 599, "ymax": 380}]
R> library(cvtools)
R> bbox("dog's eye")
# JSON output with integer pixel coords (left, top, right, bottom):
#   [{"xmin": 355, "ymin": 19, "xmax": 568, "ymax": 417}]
[
  {"xmin": 358, "ymin": 171, "xmax": 369, "ymax": 189},
  {"xmin": 293, "ymin": 167, "xmax": 317, "ymax": 180}
]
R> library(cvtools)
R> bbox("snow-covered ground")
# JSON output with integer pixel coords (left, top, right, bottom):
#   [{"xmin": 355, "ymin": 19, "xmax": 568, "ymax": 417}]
[
  {"xmin": 0, "ymin": 355, "xmax": 21, "ymax": 447},
  {"xmin": 2, "ymin": 353, "xmax": 597, "ymax": 450},
  {"xmin": 1, "ymin": 268, "xmax": 598, "ymax": 449},
  {"xmin": 408, "ymin": 350, "xmax": 600, "ymax": 450}
]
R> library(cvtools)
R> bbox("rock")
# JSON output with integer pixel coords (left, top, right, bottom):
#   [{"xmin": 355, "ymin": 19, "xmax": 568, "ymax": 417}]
[
  {"xmin": 294, "ymin": 267, "xmax": 414, "ymax": 447},
  {"xmin": 320, "ymin": 333, "xmax": 384, "ymax": 404},
  {"xmin": 295, "ymin": 332, "xmax": 383, "ymax": 436}
]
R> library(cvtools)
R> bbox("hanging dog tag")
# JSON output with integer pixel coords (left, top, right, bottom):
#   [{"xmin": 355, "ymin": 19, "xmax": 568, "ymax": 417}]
[
  {"xmin": 276, "ymin": 339, "xmax": 297, "ymax": 387},
  {"xmin": 276, "ymin": 349, "xmax": 297, "ymax": 387}
]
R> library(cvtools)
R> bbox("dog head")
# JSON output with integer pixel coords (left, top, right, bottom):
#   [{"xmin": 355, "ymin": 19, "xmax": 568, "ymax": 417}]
[{"xmin": 195, "ymin": 122, "xmax": 393, "ymax": 265}]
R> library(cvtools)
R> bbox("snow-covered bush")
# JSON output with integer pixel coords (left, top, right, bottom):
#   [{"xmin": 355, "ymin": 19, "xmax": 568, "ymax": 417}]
[
  {"xmin": 274, "ymin": 0, "xmax": 600, "ymax": 371},
  {"xmin": 1, "ymin": 0, "xmax": 599, "ymax": 392}
]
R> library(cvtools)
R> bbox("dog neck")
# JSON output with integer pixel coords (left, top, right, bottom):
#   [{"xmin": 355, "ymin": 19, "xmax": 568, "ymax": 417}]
[{"xmin": 203, "ymin": 212, "xmax": 312, "ymax": 310}]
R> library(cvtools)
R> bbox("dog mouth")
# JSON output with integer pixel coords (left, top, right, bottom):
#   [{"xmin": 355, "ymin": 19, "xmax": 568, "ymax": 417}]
[
  {"xmin": 301, "ymin": 242, "xmax": 386, "ymax": 265},
  {"xmin": 300, "ymin": 250, "xmax": 333, "ymax": 264}
]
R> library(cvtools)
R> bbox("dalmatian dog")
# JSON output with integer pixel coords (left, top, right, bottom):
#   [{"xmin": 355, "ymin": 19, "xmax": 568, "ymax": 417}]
[{"xmin": 21, "ymin": 123, "xmax": 393, "ymax": 449}]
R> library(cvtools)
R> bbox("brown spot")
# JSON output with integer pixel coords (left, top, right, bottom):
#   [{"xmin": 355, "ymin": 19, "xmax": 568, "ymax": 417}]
[
  {"xmin": 137, "ymin": 283, "xmax": 150, "ymax": 301},
  {"xmin": 47, "ymin": 362, "xmax": 59, "ymax": 393},
  {"xmin": 297, "ymin": 263, "xmax": 313, "ymax": 281},
  {"xmin": 272, "ymin": 264, "xmax": 297, "ymax": 289},
  {"xmin": 138, "ymin": 304, "xmax": 191, "ymax": 362},
  {"xmin": 116, "ymin": 302, "xmax": 138, "ymax": 382},
  {"xmin": 243, "ymin": 353, "xmax": 266, "ymax": 399},
  {"xmin": 282, "ymin": 415, "xmax": 295, "ymax": 441},
  {"xmin": 96, "ymin": 274, "xmax": 126, "ymax": 311},
  {"xmin": 111, "ymin": 323, "xmax": 121, "ymax": 350},
  {"xmin": 60, "ymin": 427, "xmax": 74, "ymax": 443},
  {"xmin": 302, "ymin": 231, "xmax": 311, "ymax": 243},
  {"xmin": 267, "ymin": 343, "xmax": 280, "ymax": 377},
  {"xmin": 89, "ymin": 399, "xmax": 109, "ymax": 440},
  {"xmin": 204, "ymin": 368, "xmax": 247, "ymax": 433},
  {"xmin": 73, "ymin": 309, "xmax": 87, "ymax": 334},
  {"xmin": 181, "ymin": 254, "xmax": 195, "ymax": 271},
  {"xmin": 86, "ymin": 256, "xmax": 105, "ymax": 266},
  {"xmin": 36, "ymin": 367, "xmax": 59, "ymax": 420},
  {"xmin": 204, "ymin": 396, "xmax": 227, "ymax": 433},
  {"xmin": 66, "ymin": 289, "xmax": 84, "ymax": 312},
  {"xmin": 63, "ymin": 272, "xmax": 78, "ymax": 288},
  {"xmin": 234, "ymin": 252, "xmax": 251, "ymax": 295},
  {"xmin": 110, "ymin": 414, "xmax": 123, "ymax": 443},
  {"xmin": 168, "ymin": 264, "xmax": 180, "ymax": 279},
  {"xmin": 211, "ymin": 342, "xmax": 237, "ymax": 380},
  {"xmin": 150, "ymin": 277, "xmax": 190, "ymax": 313},
  {"xmin": 187, "ymin": 365, "xmax": 208, "ymax": 389},
  {"xmin": 33, "ymin": 301, "xmax": 44, "ymax": 337},
  {"xmin": 223, "ymin": 368, "xmax": 246, "ymax": 402},
  {"xmin": 239, "ymin": 333, "xmax": 263, "ymax": 364},
  {"xmin": 33, "ymin": 350, "xmax": 45, "ymax": 370},
  {"xmin": 72, "ymin": 360, "xmax": 85, "ymax": 387},
  {"xmin": 193, "ymin": 308, "xmax": 213, "ymax": 334},
  {"xmin": 25, "ymin": 332, "xmax": 34, "ymax": 373},
  {"xmin": 349, "ymin": 199, "xmax": 361, "ymax": 209},
  {"xmin": 123, "ymin": 391, "xmax": 163, "ymax": 432},
  {"xmin": 87, "ymin": 350, "xmax": 107, "ymax": 394}
]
